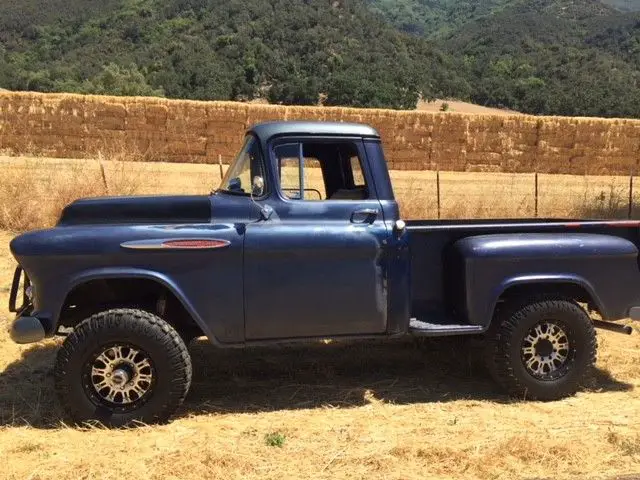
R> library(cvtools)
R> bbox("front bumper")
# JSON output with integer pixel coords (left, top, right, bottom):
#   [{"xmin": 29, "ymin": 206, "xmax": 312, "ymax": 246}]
[{"xmin": 9, "ymin": 315, "xmax": 46, "ymax": 344}]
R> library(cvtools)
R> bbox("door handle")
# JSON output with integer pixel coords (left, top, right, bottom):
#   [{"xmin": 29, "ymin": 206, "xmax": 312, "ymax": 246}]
[{"xmin": 351, "ymin": 208, "xmax": 379, "ymax": 224}]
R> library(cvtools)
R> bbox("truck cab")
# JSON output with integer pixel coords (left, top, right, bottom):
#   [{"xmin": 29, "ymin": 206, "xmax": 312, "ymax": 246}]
[
  {"xmin": 8, "ymin": 121, "xmax": 639, "ymax": 426},
  {"xmin": 217, "ymin": 122, "xmax": 407, "ymax": 340}
]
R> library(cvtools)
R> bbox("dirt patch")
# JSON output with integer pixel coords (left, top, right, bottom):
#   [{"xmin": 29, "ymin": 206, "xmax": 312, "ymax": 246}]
[{"xmin": 417, "ymin": 99, "xmax": 521, "ymax": 116}]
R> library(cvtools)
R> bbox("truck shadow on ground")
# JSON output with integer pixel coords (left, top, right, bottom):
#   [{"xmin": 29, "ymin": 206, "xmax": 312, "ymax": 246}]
[{"xmin": 0, "ymin": 336, "xmax": 632, "ymax": 428}]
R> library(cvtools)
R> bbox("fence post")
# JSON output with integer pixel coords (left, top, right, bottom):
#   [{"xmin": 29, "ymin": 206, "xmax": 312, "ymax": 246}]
[
  {"xmin": 436, "ymin": 170, "xmax": 441, "ymax": 220},
  {"xmin": 99, "ymin": 156, "xmax": 109, "ymax": 194},
  {"xmin": 534, "ymin": 172, "xmax": 539, "ymax": 218},
  {"xmin": 628, "ymin": 173, "xmax": 634, "ymax": 220}
]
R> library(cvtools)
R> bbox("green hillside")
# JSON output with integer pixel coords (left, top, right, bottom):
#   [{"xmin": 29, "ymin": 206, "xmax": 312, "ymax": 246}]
[
  {"xmin": 363, "ymin": 0, "xmax": 515, "ymax": 37},
  {"xmin": 445, "ymin": 1, "xmax": 640, "ymax": 117},
  {"xmin": 366, "ymin": 0, "xmax": 640, "ymax": 117},
  {"xmin": 0, "ymin": 0, "xmax": 639, "ymax": 117},
  {"xmin": 364, "ymin": 0, "xmax": 640, "ymax": 37},
  {"xmin": 0, "ymin": 0, "xmax": 468, "ymax": 109}
]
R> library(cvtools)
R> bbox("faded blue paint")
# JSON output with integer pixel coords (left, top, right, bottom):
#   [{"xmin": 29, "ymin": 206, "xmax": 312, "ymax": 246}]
[{"xmin": 8, "ymin": 121, "xmax": 640, "ymax": 345}]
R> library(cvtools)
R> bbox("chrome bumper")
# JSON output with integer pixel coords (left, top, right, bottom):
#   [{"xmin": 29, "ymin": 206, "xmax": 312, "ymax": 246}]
[{"xmin": 9, "ymin": 315, "xmax": 46, "ymax": 344}]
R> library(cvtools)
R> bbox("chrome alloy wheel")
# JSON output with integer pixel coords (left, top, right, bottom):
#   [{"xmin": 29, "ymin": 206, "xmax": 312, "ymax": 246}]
[
  {"xmin": 86, "ymin": 345, "xmax": 155, "ymax": 409},
  {"xmin": 521, "ymin": 321, "xmax": 572, "ymax": 380}
]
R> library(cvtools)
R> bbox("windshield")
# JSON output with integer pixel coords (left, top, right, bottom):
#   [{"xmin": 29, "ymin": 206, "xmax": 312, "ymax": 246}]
[{"xmin": 218, "ymin": 135, "xmax": 265, "ymax": 196}]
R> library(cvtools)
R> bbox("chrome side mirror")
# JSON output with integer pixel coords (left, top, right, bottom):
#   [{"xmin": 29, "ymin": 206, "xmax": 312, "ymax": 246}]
[{"xmin": 252, "ymin": 175, "xmax": 265, "ymax": 196}]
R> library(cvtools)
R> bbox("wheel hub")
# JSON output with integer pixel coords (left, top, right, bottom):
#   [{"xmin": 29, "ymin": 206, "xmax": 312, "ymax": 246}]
[
  {"xmin": 111, "ymin": 368, "xmax": 130, "ymax": 387},
  {"xmin": 521, "ymin": 321, "xmax": 571, "ymax": 380},
  {"xmin": 534, "ymin": 338, "xmax": 554, "ymax": 358},
  {"xmin": 88, "ymin": 345, "xmax": 154, "ymax": 406}
]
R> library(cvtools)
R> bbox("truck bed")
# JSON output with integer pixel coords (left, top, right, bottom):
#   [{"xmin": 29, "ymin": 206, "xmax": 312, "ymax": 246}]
[
  {"xmin": 406, "ymin": 218, "xmax": 640, "ymax": 323},
  {"xmin": 406, "ymin": 218, "xmax": 640, "ymax": 231}
]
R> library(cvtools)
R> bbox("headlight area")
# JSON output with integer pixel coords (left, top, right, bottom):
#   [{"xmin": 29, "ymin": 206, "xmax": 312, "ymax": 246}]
[
  {"xmin": 8, "ymin": 266, "xmax": 46, "ymax": 344},
  {"xmin": 8, "ymin": 266, "xmax": 32, "ymax": 313}
]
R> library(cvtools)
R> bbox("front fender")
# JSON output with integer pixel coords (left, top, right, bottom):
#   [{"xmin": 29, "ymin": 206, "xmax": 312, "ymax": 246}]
[
  {"xmin": 63, "ymin": 268, "xmax": 219, "ymax": 344},
  {"xmin": 11, "ymin": 221, "xmax": 246, "ymax": 345},
  {"xmin": 449, "ymin": 233, "xmax": 640, "ymax": 327}
]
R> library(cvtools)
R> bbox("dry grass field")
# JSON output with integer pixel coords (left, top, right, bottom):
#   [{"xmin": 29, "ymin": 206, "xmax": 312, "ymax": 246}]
[
  {"xmin": 1, "ymin": 155, "xmax": 640, "ymax": 479},
  {"xmin": 1, "ymin": 155, "xmax": 638, "ymax": 231}
]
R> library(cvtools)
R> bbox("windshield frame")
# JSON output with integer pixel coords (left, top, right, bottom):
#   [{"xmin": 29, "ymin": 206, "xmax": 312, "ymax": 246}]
[{"xmin": 217, "ymin": 134, "xmax": 268, "ymax": 198}]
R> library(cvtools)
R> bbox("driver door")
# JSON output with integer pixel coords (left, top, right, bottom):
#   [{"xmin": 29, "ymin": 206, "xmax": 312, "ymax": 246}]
[{"xmin": 243, "ymin": 137, "xmax": 390, "ymax": 340}]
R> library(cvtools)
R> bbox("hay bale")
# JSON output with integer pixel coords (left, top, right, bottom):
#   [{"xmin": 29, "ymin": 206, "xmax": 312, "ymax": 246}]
[
  {"xmin": 466, "ymin": 152, "xmax": 503, "ymax": 165},
  {"xmin": 0, "ymin": 134, "xmax": 28, "ymax": 153},
  {"xmin": 467, "ymin": 132, "xmax": 508, "ymax": 153},
  {"xmin": 167, "ymin": 102, "xmax": 208, "ymax": 133},
  {"xmin": 246, "ymin": 104, "xmax": 287, "ymax": 125},
  {"xmin": 145, "ymin": 103, "xmax": 169, "ymax": 127},
  {"xmin": 539, "ymin": 119, "xmax": 578, "ymax": 149},
  {"xmin": 84, "ymin": 131, "xmax": 128, "ymax": 154},
  {"xmin": 0, "ymin": 113, "xmax": 43, "ymax": 135},
  {"xmin": 3, "ymin": 91, "xmax": 640, "ymax": 173},
  {"xmin": 124, "ymin": 101, "xmax": 148, "ymax": 130},
  {"xmin": 206, "ymin": 120, "xmax": 247, "ymax": 136},
  {"xmin": 206, "ymin": 103, "xmax": 248, "ymax": 124},
  {"xmin": 166, "ymin": 136, "xmax": 207, "ymax": 155}
]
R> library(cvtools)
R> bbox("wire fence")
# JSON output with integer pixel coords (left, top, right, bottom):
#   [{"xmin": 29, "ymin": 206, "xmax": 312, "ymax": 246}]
[
  {"xmin": 2, "ymin": 157, "xmax": 639, "ymax": 220},
  {"xmin": 391, "ymin": 169, "xmax": 639, "ymax": 220}
]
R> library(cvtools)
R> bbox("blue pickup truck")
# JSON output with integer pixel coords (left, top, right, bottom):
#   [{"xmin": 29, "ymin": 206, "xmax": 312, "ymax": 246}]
[{"xmin": 8, "ymin": 121, "xmax": 640, "ymax": 426}]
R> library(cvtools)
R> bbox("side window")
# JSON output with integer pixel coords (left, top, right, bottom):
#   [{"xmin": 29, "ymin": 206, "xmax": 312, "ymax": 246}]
[
  {"xmin": 273, "ymin": 141, "xmax": 369, "ymax": 201},
  {"xmin": 275, "ymin": 143, "xmax": 326, "ymax": 200}
]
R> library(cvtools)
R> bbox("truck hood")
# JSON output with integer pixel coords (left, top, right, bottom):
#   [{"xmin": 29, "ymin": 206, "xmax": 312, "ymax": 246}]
[{"xmin": 58, "ymin": 195, "xmax": 212, "ymax": 226}]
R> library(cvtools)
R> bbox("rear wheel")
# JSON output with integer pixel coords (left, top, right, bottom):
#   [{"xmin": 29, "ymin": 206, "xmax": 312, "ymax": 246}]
[
  {"xmin": 54, "ymin": 308, "xmax": 192, "ymax": 426},
  {"xmin": 485, "ymin": 296, "xmax": 597, "ymax": 400}
]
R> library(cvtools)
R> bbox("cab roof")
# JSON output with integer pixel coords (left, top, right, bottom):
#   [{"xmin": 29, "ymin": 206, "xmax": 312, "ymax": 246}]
[{"xmin": 248, "ymin": 121, "xmax": 380, "ymax": 141}]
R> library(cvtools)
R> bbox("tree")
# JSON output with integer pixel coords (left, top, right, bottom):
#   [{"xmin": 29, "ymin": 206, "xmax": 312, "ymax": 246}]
[{"xmin": 81, "ymin": 63, "xmax": 164, "ymax": 97}]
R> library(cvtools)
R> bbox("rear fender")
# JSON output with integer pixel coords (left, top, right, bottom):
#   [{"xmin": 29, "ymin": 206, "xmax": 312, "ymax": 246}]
[
  {"xmin": 490, "ymin": 274, "xmax": 605, "ymax": 321},
  {"xmin": 449, "ymin": 233, "xmax": 640, "ymax": 327}
]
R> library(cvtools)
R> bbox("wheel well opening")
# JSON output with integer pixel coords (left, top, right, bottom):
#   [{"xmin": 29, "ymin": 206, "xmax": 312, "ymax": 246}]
[
  {"xmin": 497, "ymin": 282, "xmax": 602, "ymax": 318},
  {"xmin": 59, "ymin": 278, "xmax": 204, "ymax": 338}
]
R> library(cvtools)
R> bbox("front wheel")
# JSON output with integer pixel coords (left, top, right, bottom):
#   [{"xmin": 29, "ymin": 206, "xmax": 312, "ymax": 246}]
[
  {"xmin": 54, "ymin": 309, "xmax": 192, "ymax": 426},
  {"xmin": 485, "ymin": 296, "xmax": 597, "ymax": 400}
]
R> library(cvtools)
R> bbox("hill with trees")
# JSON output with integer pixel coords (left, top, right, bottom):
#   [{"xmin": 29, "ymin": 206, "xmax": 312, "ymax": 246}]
[
  {"xmin": 367, "ymin": 0, "xmax": 640, "ymax": 117},
  {"xmin": 444, "ymin": 0, "xmax": 640, "ymax": 117},
  {"xmin": 365, "ymin": 0, "xmax": 640, "ymax": 37},
  {"xmin": 0, "ymin": 0, "xmax": 468, "ymax": 109},
  {"xmin": 0, "ymin": 0, "xmax": 639, "ymax": 118}
]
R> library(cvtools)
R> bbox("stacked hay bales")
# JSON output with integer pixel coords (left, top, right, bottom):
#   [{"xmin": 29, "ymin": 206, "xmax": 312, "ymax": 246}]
[
  {"xmin": 1, "ymin": 91, "xmax": 639, "ymax": 175},
  {"xmin": 535, "ymin": 117, "xmax": 640, "ymax": 175},
  {"xmin": 465, "ymin": 116, "xmax": 539, "ymax": 173}
]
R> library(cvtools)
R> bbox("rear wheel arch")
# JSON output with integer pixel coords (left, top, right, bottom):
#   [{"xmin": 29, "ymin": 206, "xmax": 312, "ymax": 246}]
[
  {"xmin": 58, "ymin": 276, "xmax": 206, "ymax": 342},
  {"xmin": 492, "ymin": 278, "xmax": 605, "ymax": 324}
]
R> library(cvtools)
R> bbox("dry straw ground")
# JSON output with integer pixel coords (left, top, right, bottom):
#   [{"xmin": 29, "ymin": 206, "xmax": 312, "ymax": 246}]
[{"xmin": 1, "ymin": 156, "xmax": 640, "ymax": 479}]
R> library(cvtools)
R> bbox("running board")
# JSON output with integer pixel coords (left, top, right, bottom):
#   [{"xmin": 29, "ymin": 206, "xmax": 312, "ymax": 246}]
[{"xmin": 409, "ymin": 318, "xmax": 484, "ymax": 337}]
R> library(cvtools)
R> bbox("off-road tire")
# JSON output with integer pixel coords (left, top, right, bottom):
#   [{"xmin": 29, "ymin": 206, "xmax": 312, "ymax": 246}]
[
  {"xmin": 54, "ymin": 309, "xmax": 192, "ymax": 427},
  {"xmin": 485, "ymin": 296, "xmax": 597, "ymax": 400}
]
